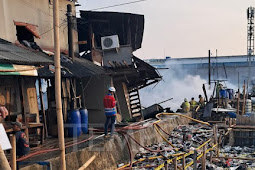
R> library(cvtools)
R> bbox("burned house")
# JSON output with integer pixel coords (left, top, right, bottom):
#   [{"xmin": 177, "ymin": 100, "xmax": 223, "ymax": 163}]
[{"xmin": 78, "ymin": 11, "xmax": 162, "ymax": 123}]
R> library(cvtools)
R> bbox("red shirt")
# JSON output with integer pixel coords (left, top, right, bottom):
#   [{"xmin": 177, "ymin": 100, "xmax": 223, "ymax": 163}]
[{"xmin": 103, "ymin": 94, "xmax": 116, "ymax": 108}]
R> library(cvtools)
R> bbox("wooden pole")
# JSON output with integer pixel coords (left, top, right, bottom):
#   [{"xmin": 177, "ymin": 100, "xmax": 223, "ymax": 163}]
[
  {"xmin": 217, "ymin": 134, "xmax": 221, "ymax": 157},
  {"xmin": 39, "ymin": 78, "xmax": 48, "ymax": 139},
  {"xmin": 237, "ymin": 89, "xmax": 240, "ymax": 115},
  {"xmin": 182, "ymin": 154, "xmax": 186, "ymax": 170},
  {"xmin": 209, "ymin": 151, "xmax": 213, "ymax": 163},
  {"xmin": 10, "ymin": 134, "xmax": 16, "ymax": 170},
  {"xmin": 201, "ymin": 145, "xmax": 206, "ymax": 170},
  {"xmin": 164, "ymin": 160, "xmax": 169, "ymax": 170},
  {"xmin": 173, "ymin": 157, "xmax": 177, "ymax": 170},
  {"xmin": 213, "ymin": 125, "xmax": 217, "ymax": 144},
  {"xmin": 193, "ymin": 150, "xmax": 198, "ymax": 170},
  {"xmin": 53, "ymin": 0, "xmax": 66, "ymax": 169},
  {"xmin": 78, "ymin": 155, "xmax": 96, "ymax": 170},
  {"xmin": 0, "ymin": 145, "xmax": 11, "ymax": 170},
  {"xmin": 242, "ymin": 81, "xmax": 246, "ymax": 115}
]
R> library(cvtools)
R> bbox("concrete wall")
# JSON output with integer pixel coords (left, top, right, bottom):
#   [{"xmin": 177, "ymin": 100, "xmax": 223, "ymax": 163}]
[
  {"xmin": 20, "ymin": 113, "xmax": 191, "ymax": 170},
  {"xmin": 83, "ymin": 75, "xmax": 113, "ymax": 125},
  {"xmin": 0, "ymin": 0, "xmax": 78, "ymax": 53}
]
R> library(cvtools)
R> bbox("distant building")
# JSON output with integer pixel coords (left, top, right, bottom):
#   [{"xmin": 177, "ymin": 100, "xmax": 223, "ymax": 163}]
[{"xmin": 145, "ymin": 55, "xmax": 255, "ymax": 86}]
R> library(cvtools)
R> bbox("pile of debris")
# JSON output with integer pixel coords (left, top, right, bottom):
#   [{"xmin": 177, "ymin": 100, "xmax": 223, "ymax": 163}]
[
  {"xmin": 206, "ymin": 146, "xmax": 255, "ymax": 169},
  {"xmin": 118, "ymin": 124, "xmax": 214, "ymax": 169}
]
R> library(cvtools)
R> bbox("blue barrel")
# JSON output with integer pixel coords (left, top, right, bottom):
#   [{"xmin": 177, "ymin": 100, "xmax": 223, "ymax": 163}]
[
  {"xmin": 67, "ymin": 109, "xmax": 81, "ymax": 137},
  {"xmin": 227, "ymin": 112, "xmax": 236, "ymax": 118},
  {"xmin": 80, "ymin": 108, "xmax": 88, "ymax": 134},
  {"xmin": 219, "ymin": 89, "xmax": 227, "ymax": 98},
  {"xmin": 227, "ymin": 89, "xmax": 234, "ymax": 99}
]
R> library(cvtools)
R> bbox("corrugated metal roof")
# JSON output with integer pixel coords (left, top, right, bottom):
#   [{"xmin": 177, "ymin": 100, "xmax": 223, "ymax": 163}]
[
  {"xmin": 61, "ymin": 57, "xmax": 105, "ymax": 78},
  {"xmin": 0, "ymin": 39, "xmax": 53, "ymax": 65},
  {"xmin": 38, "ymin": 56, "xmax": 105, "ymax": 78}
]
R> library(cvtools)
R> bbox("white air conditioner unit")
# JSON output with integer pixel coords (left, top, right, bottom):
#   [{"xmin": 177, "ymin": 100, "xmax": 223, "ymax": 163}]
[{"xmin": 101, "ymin": 35, "xmax": 120, "ymax": 50}]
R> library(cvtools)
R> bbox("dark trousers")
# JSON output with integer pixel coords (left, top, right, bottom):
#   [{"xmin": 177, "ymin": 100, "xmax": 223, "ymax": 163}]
[{"xmin": 104, "ymin": 116, "xmax": 116, "ymax": 136}]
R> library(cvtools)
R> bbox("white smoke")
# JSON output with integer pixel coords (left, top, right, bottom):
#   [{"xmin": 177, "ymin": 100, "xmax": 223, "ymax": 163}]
[{"xmin": 140, "ymin": 66, "xmax": 214, "ymax": 111}]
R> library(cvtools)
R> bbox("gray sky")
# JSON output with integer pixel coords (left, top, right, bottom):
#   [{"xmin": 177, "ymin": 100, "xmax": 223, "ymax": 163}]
[{"xmin": 77, "ymin": 0, "xmax": 255, "ymax": 59}]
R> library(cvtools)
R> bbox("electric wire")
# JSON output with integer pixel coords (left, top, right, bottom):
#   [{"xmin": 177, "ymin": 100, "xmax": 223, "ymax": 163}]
[
  {"xmin": 15, "ymin": 0, "xmax": 66, "ymax": 22},
  {"xmin": 76, "ymin": 0, "xmax": 149, "ymax": 13}
]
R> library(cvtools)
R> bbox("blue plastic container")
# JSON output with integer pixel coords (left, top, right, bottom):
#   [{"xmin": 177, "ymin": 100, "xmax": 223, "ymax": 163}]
[
  {"xmin": 67, "ymin": 109, "xmax": 81, "ymax": 137},
  {"xmin": 219, "ymin": 89, "xmax": 227, "ymax": 98},
  {"xmin": 80, "ymin": 108, "xmax": 88, "ymax": 134},
  {"xmin": 227, "ymin": 89, "xmax": 234, "ymax": 99},
  {"xmin": 227, "ymin": 112, "xmax": 236, "ymax": 118}
]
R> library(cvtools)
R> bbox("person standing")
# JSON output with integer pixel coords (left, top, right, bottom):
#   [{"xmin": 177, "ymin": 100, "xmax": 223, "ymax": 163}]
[
  {"xmin": 198, "ymin": 95, "xmax": 205, "ymax": 108},
  {"xmin": 104, "ymin": 87, "xmax": 117, "ymax": 138},
  {"xmin": 189, "ymin": 97, "xmax": 198, "ymax": 111},
  {"xmin": 11, "ymin": 122, "xmax": 30, "ymax": 157},
  {"xmin": 180, "ymin": 98, "xmax": 190, "ymax": 113}
]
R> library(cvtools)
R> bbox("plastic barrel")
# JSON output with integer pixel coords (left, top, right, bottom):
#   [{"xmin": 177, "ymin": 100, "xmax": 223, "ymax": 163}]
[
  {"xmin": 80, "ymin": 108, "xmax": 88, "ymax": 134},
  {"xmin": 227, "ymin": 112, "xmax": 236, "ymax": 118},
  {"xmin": 227, "ymin": 89, "xmax": 234, "ymax": 99},
  {"xmin": 219, "ymin": 89, "xmax": 227, "ymax": 98},
  {"xmin": 67, "ymin": 109, "xmax": 81, "ymax": 137}
]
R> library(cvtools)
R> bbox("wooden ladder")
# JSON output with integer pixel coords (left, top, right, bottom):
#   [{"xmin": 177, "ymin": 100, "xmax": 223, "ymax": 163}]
[{"xmin": 128, "ymin": 88, "xmax": 143, "ymax": 120}]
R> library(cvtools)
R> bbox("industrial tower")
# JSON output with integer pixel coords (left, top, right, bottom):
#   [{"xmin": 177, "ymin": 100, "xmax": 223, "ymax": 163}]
[
  {"xmin": 247, "ymin": 7, "xmax": 255, "ymax": 56},
  {"xmin": 247, "ymin": 7, "xmax": 255, "ymax": 86}
]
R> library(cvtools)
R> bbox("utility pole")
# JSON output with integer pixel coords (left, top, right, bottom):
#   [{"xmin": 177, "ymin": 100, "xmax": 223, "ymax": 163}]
[
  {"xmin": 53, "ymin": 0, "xmax": 66, "ymax": 169},
  {"xmin": 208, "ymin": 50, "xmax": 211, "ymax": 85},
  {"xmin": 67, "ymin": 4, "xmax": 74, "ymax": 62}
]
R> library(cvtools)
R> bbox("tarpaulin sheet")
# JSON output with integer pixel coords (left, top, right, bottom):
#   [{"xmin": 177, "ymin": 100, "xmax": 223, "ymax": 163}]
[{"xmin": 0, "ymin": 64, "xmax": 38, "ymax": 76}]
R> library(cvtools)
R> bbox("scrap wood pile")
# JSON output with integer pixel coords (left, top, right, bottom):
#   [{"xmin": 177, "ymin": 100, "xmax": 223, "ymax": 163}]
[{"xmin": 118, "ymin": 124, "xmax": 214, "ymax": 169}]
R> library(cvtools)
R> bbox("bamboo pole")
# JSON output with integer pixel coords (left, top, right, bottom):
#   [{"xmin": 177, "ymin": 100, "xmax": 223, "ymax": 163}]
[
  {"xmin": 53, "ymin": 0, "xmax": 66, "ymax": 169},
  {"xmin": 78, "ymin": 155, "xmax": 96, "ymax": 170},
  {"xmin": 10, "ymin": 134, "xmax": 16, "ymax": 170},
  {"xmin": 0, "ymin": 145, "xmax": 11, "ymax": 170}
]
